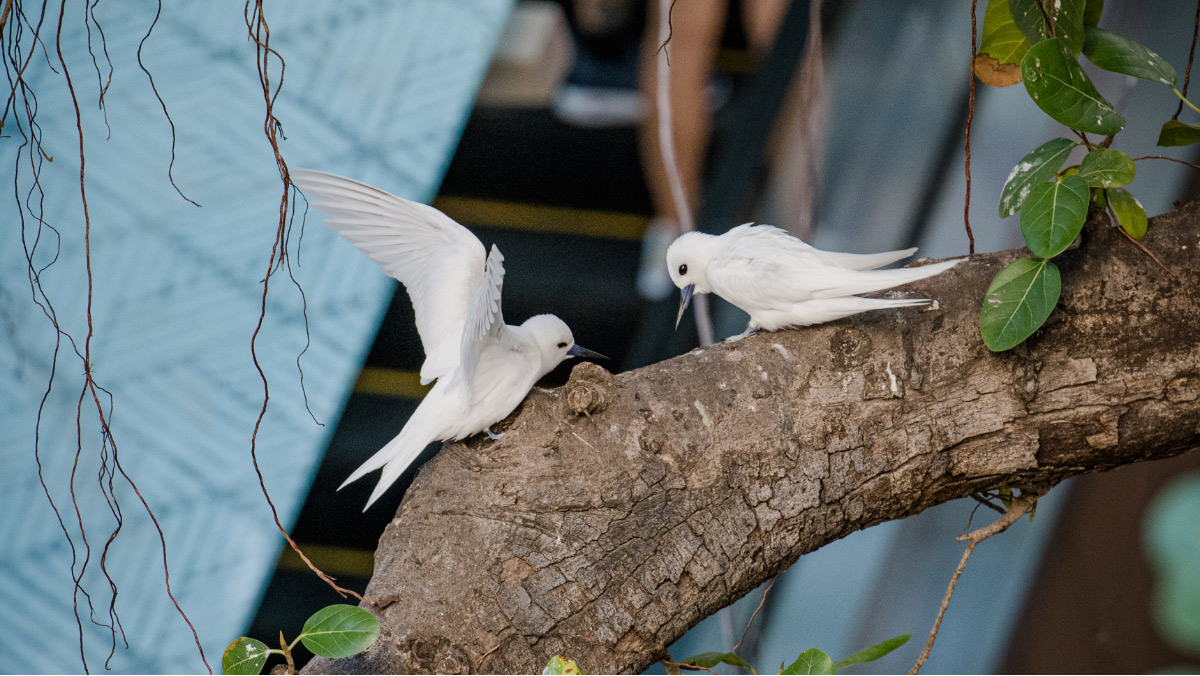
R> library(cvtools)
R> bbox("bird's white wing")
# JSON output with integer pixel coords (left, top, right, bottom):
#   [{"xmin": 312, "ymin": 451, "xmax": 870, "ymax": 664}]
[
  {"xmin": 709, "ymin": 225, "xmax": 949, "ymax": 311},
  {"xmin": 722, "ymin": 224, "xmax": 916, "ymax": 270},
  {"xmin": 458, "ymin": 245, "xmax": 506, "ymax": 391},
  {"xmin": 291, "ymin": 169, "xmax": 486, "ymax": 384},
  {"xmin": 816, "ymin": 247, "xmax": 917, "ymax": 271}
]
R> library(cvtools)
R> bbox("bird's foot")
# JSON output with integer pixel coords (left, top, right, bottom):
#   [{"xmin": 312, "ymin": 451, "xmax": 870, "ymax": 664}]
[
  {"xmin": 724, "ymin": 327, "xmax": 758, "ymax": 343},
  {"xmin": 486, "ymin": 426, "xmax": 505, "ymax": 441}
]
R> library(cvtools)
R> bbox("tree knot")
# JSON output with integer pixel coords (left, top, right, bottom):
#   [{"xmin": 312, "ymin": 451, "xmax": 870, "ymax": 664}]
[{"xmin": 565, "ymin": 362, "xmax": 615, "ymax": 416}]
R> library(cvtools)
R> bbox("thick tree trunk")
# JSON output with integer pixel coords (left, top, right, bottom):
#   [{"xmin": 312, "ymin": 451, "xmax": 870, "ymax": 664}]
[{"xmin": 305, "ymin": 205, "xmax": 1200, "ymax": 675}]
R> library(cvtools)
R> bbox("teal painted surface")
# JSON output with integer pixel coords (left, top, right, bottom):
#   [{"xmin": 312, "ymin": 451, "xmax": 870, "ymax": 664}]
[{"xmin": 0, "ymin": 1, "xmax": 511, "ymax": 672}]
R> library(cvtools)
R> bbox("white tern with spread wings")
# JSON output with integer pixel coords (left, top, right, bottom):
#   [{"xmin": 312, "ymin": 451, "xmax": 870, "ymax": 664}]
[
  {"xmin": 292, "ymin": 169, "xmax": 603, "ymax": 510},
  {"xmin": 667, "ymin": 223, "xmax": 961, "ymax": 339}
]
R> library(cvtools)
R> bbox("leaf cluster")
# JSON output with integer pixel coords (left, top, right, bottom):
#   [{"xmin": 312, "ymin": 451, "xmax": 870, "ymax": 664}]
[
  {"xmin": 673, "ymin": 633, "xmax": 911, "ymax": 675},
  {"xmin": 975, "ymin": 0, "xmax": 1193, "ymax": 351},
  {"xmin": 222, "ymin": 604, "xmax": 381, "ymax": 675}
]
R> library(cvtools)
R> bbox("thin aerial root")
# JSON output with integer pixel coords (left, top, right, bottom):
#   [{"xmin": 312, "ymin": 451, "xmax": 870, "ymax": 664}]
[
  {"xmin": 1174, "ymin": 0, "xmax": 1200, "ymax": 121},
  {"xmin": 963, "ymin": 0, "xmax": 977, "ymax": 254},
  {"xmin": 136, "ymin": 0, "xmax": 198, "ymax": 206},
  {"xmin": 244, "ymin": 0, "xmax": 364, "ymax": 603}
]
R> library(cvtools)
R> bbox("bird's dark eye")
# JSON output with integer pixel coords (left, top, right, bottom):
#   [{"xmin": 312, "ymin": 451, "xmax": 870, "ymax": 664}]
[
  {"xmin": 557, "ymin": 342, "xmax": 568, "ymax": 349},
  {"xmin": 678, "ymin": 264, "xmax": 688, "ymax": 276}
]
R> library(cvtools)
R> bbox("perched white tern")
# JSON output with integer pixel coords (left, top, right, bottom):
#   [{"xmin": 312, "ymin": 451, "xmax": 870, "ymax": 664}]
[
  {"xmin": 291, "ymin": 169, "xmax": 604, "ymax": 510},
  {"xmin": 667, "ymin": 223, "xmax": 960, "ymax": 339}
]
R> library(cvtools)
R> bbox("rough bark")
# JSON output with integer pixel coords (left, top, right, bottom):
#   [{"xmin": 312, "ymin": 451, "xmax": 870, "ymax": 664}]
[{"xmin": 305, "ymin": 204, "xmax": 1200, "ymax": 675}]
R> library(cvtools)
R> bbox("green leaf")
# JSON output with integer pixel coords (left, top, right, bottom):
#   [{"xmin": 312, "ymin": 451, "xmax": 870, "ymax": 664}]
[
  {"xmin": 222, "ymin": 637, "xmax": 270, "ymax": 676},
  {"xmin": 1158, "ymin": 119, "xmax": 1200, "ymax": 146},
  {"xmin": 1020, "ymin": 175, "xmax": 1090, "ymax": 257},
  {"xmin": 298, "ymin": 605, "xmax": 381, "ymax": 659},
  {"xmin": 999, "ymin": 138, "xmax": 1078, "ymax": 217},
  {"xmin": 1021, "ymin": 38, "xmax": 1125, "ymax": 134},
  {"xmin": 1078, "ymin": 148, "xmax": 1135, "ymax": 188},
  {"xmin": 1082, "ymin": 0, "xmax": 1104, "ymax": 26},
  {"xmin": 678, "ymin": 651, "xmax": 753, "ymax": 671},
  {"xmin": 980, "ymin": 258, "xmax": 1062, "ymax": 352},
  {"xmin": 542, "ymin": 655, "xmax": 584, "ymax": 675},
  {"xmin": 1107, "ymin": 187, "xmax": 1148, "ymax": 238},
  {"xmin": 782, "ymin": 649, "xmax": 835, "ymax": 675},
  {"xmin": 999, "ymin": 486, "xmax": 1014, "ymax": 510},
  {"xmin": 1010, "ymin": 0, "xmax": 1086, "ymax": 54},
  {"xmin": 1082, "ymin": 26, "xmax": 1177, "ymax": 85},
  {"xmin": 832, "ymin": 634, "xmax": 912, "ymax": 671},
  {"xmin": 976, "ymin": 0, "xmax": 1030, "ymax": 87}
]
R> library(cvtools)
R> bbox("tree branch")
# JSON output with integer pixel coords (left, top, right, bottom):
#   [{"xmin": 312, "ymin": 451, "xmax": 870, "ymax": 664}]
[{"xmin": 304, "ymin": 203, "xmax": 1200, "ymax": 675}]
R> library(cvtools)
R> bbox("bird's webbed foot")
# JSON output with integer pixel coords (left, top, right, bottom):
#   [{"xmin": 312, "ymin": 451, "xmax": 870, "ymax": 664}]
[{"xmin": 485, "ymin": 426, "xmax": 505, "ymax": 441}]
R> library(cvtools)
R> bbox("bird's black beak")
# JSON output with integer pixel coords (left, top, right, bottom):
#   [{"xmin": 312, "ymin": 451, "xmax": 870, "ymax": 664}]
[
  {"xmin": 675, "ymin": 284, "xmax": 695, "ymax": 330},
  {"xmin": 567, "ymin": 344, "xmax": 607, "ymax": 360}
]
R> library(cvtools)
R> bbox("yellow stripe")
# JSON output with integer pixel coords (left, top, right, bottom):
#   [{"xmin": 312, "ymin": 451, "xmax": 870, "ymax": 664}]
[
  {"xmin": 353, "ymin": 367, "xmax": 430, "ymax": 399},
  {"xmin": 278, "ymin": 543, "xmax": 374, "ymax": 579},
  {"xmin": 432, "ymin": 196, "xmax": 649, "ymax": 241}
]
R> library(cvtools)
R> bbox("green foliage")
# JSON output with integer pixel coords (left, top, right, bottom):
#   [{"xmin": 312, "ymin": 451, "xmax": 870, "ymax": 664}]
[
  {"xmin": 831, "ymin": 634, "xmax": 912, "ymax": 671},
  {"xmin": 679, "ymin": 634, "xmax": 909, "ymax": 675},
  {"xmin": 980, "ymin": 258, "xmax": 1061, "ymax": 352},
  {"xmin": 979, "ymin": 1, "xmax": 1196, "ymax": 351},
  {"xmin": 1019, "ymin": 175, "xmax": 1089, "ymax": 257},
  {"xmin": 975, "ymin": 0, "xmax": 1030, "ymax": 87},
  {"xmin": 999, "ymin": 138, "xmax": 1078, "ymax": 217},
  {"xmin": 781, "ymin": 649, "xmax": 834, "ymax": 675},
  {"xmin": 223, "ymin": 637, "xmax": 270, "ymax": 676},
  {"xmin": 1010, "ymin": 0, "xmax": 1086, "ymax": 55},
  {"xmin": 679, "ymin": 651, "xmax": 755, "ymax": 672},
  {"xmin": 222, "ymin": 604, "xmax": 380, "ymax": 675},
  {"xmin": 1106, "ymin": 188, "xmax": 1148, "ymax": 238},
  {"xmin": 298, "ymin": 605, "xmax": 381, "ymax": 659},
  {"xmin": 1077, "ymin": 148, "xmax": 1135, "ymax": 188},
  {"xmin": 543, "ymin": 655, "xmax": 584, "ymax": 675},
  {"xmin": 1158, "ymin": 120, "xmax": 1200, "ymax": 147},
  {"xmin": 1021, "ymin": 38, "xmax": 1124, "ymax": 134},
  {"xmin": 1082, "ymin": 26, "xmax": 1176, "ymax": 85}
]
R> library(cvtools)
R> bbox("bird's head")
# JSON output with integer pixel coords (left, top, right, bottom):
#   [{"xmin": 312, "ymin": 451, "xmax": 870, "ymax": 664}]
[
  {"xmin": 521, "ymin": 314, "xmax": 606, "ymax": 376},
  {"xmin": 666, "ymin": 231, "xmax": 717, "ymax": 329}
]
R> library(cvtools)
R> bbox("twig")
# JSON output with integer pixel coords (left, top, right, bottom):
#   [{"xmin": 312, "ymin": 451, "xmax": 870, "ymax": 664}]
[
  {"xmin": 963, "ymin": 0, "xmax": 978, "ymax": 254},
  {"xmin": 968, "ymin": 491, "xmax": 1005, "ymax": 517},
  {"xmin": 1175, "ymin": 0, "xmax": 1200, "ymax": 121},
  {"xmin": 909, "ymin": 492, "xmax": 1040, "ymax": 675},
  {"xmin": 1035, "ymin": 0, "xmax": 1056, "ymax": 38},
  {"xmin": 1132, "ymin": 154, "xmax": 1200, "ymax": 171},
  {"xmin": 279, "ymin": 631, "xmax": 296, "ymax": 674},
  {"xmin": 655, "ymin": 0, "xmax": 714, "ymax": 346},
  {"xmin": 1116, "ymin": 216, "xmax": 1169, "ymax": 271}
]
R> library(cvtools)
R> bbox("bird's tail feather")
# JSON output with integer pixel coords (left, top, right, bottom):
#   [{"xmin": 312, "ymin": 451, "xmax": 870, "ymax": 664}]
[
  {"xmin": 781, "ymin": 296, "xmax": 932, "ymax": 327},
  {"xmin": 339, "ymin": 427, "xmax": 435, "ymax": 511},
  {"xmin": 815, "ymin": 258, "xmax": 961, "ymax": 298}
]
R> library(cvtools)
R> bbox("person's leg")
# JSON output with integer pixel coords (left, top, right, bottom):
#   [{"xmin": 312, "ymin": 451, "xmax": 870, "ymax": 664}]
[
  {"xmin": 740, "ymin": 0, "xmax": 790, "ymax": 55},
  {"xmin": 637, "ymin": 0, "xmax": 728, "ymax": 226}
]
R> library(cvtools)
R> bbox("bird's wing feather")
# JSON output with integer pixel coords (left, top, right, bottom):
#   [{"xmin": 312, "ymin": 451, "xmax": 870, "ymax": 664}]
[
  {"xmin": 709, "ymin": 226, "xmax": 955, "ymax": 311},
  {"xmin": 816, "ymin": 247, "xmax": 917, "ymax": 270},
  {"xmin": 291, "ymin": 169, "xmax": 486, "ymax": 383},
  {"xmin": 458, "ymin": 245, "xmax": 506, "ymax": 390}
]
